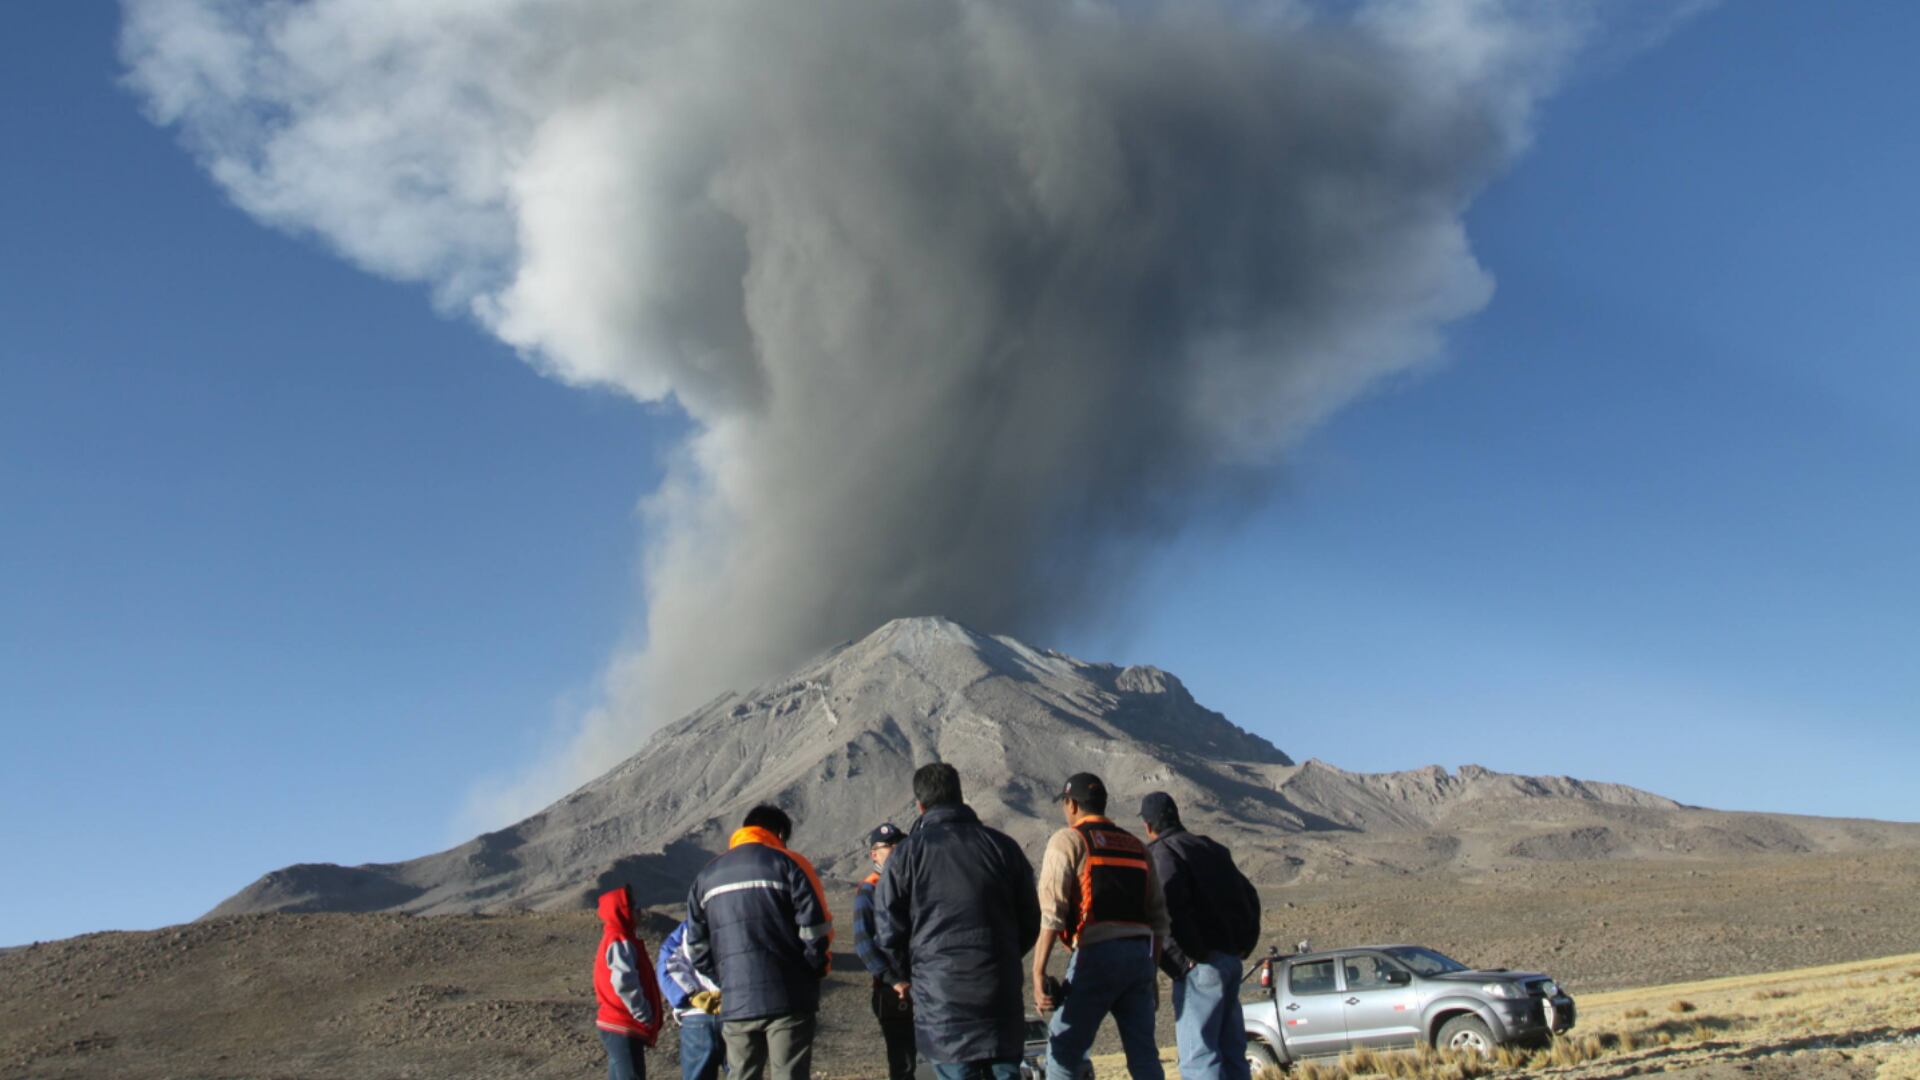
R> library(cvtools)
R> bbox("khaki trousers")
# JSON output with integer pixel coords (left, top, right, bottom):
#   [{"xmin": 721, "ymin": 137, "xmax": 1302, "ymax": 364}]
[{"xmin": 722, "ymin": 1011, "xmax": 816, "ymax": 1080}]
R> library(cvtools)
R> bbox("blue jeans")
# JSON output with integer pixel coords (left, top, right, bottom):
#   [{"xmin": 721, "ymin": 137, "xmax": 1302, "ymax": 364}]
[
  {"xmin": 1172, "ymin": 954, "xmax": 1249, "ymax": 1080},
  {"xmin": 932, "ymin": 1060, "xmax": 1021, "ymax": 1080},
  {"xmin": 678, "ymin": 1013, "xmax": 725, "ymax": 1080},
  {"xmin": 602, "ymin": 1029, "xmax": 649, "ymax": 1080},
  {"xmin": 1047, "ymin": 937, "xmax": 1165, "ymax": 1080}
]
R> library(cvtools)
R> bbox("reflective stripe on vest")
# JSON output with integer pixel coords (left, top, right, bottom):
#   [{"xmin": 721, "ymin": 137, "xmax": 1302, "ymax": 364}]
[{"xmin": 1065, "ymin": 818, "xmax": 1152, "ymax": 948}]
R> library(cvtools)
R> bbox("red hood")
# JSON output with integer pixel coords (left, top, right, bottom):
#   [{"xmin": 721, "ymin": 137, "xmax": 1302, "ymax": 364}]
[{"xmin": 597, "ymin": 885, "xmax": 635, "ymax": 935}]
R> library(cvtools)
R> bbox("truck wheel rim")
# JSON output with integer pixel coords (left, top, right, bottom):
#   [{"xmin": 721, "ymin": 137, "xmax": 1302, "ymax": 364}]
[{"xmin": 1449, "ymin": 1030, "xmax": 1492, "ymax": 1056}]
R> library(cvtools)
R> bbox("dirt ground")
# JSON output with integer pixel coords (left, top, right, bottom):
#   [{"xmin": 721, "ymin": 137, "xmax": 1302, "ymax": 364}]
[{"xmin": 4, "ymin": 849, "xmax": 1918, "ymax": 1080}]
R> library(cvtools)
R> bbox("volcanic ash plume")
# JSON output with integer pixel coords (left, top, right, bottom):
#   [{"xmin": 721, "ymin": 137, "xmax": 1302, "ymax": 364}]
[{"xmin": 122, "ymin": 0, "xmax": 1581, "ymax": 821}]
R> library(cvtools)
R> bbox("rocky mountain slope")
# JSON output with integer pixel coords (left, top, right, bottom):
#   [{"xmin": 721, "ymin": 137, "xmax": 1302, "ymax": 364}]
[{"xmin": 213, "ymin": 617, "xmax": 1920, "ymax": 917}]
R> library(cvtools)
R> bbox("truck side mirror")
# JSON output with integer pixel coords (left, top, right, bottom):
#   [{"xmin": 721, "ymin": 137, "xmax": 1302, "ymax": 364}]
[{"xmin": 1384, "ymin": 969, "xmax": 1411, "ymax": 987}]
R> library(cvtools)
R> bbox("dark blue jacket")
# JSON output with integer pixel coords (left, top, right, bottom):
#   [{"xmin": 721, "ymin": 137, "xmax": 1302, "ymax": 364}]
[
  {"xmin": 875, "ymin": 803, "xmax": 1040, "ymax": 1064},
  {"xmin": 853, "ymin": 873, "xmax": 900, "ymax": 983},
  {"xmin": 686, "ymin": 827, "xmax": 833, "ymax": 1021},
  {"xmin": 1147, "ymin": 826, "xmax": 1261, "ymax": 979}
]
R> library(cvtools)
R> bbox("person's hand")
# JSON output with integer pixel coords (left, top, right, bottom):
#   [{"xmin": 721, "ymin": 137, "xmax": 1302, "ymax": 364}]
[
  {"xmin": 893, "ymin": 981, "xmax": 911, "ymax": 999},
  {"xmin": 1033, "ymin": 973, "xmax": 1055, "ymax": 1012}
]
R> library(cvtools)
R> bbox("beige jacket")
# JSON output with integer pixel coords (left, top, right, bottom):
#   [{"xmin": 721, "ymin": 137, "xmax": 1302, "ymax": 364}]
[{"xmin": 1037, "ymin": 818, "xmax": 1172, "ymax": 949}]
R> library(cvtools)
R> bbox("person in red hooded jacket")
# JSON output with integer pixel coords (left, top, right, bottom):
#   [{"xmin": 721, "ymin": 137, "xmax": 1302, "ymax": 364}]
[{"xmin": 596, "ymin": 884, "xmax": 666, "ymax": 1080}]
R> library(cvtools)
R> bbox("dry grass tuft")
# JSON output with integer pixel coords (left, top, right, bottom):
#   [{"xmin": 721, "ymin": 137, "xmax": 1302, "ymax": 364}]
[
  {"xmin": 1489, "ymin": 1046, "xmax": 1520, "ymax": 1070},
  {"xmin": 1751, "ymin": 988, "xmax": 1793, "ymax": 1000},
  {"xmin": 1340, "ymin": 1045, "xmax": 1386, "ymax": 1075},
  {"xmin": 1668, "ymin": 998, "xmax": 1698, "ymax": 1013},
  {"xmin": 1285, "ymin": 1046, "xmax": 1511, "ymax": 1080},
  {"xmin": 1624, "ymin": 1006, "xmax": 1650, "ymax": 1019},
  {"xmin": 1566, "ymin": 1034, "xmax": 1609, "ymax": 1065},
  {"xmin": 1632, "ymin": 1013, "xmax": 1737, "ymax": 1043}
]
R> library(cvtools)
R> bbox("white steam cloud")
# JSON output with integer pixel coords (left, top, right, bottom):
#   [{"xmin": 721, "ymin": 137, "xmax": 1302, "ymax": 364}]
[{"xmin": 123, "ymin": 0, "xmax": 1606, "ymax": 825}]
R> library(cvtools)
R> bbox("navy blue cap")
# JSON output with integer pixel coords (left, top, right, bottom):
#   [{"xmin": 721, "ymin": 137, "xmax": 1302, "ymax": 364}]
[
  {"xmin": 868, "ymin": 822, "xmax": 906, "ymax": 847},
  {"xmin": 1140, "ymin": 791, "xmax": 1180, "ymax": 831}
]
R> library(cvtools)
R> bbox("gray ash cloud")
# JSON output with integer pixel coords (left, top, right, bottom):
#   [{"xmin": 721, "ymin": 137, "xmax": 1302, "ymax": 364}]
[{"xmin": 122, "ymin": 0, "xmax": 1596, "ymax": 820}]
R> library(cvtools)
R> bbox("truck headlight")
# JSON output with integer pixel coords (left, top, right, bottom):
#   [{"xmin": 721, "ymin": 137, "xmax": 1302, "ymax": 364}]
[{"xmin": 1482, "ymin": 982, "xmax": 1523, "ymax": 999}]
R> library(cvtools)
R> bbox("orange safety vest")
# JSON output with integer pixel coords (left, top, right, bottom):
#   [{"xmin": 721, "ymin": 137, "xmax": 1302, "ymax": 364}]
[{"xmin": 1061, "ymin": 817, "xmax": 1152, "ymax": 948}]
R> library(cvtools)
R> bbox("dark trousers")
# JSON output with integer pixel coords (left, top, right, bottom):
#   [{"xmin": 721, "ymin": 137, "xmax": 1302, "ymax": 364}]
[
  {"xmin": 881, "ymin": 1016, "xmax": 918, "ymax": 1080},
  {"xmin": 931, "ymin": 1061, "xmax": 1021, "ymax": 1080},
  {"xmin": 872, "ymin": 979, "xmax": 917, "ymax": 1080},
  {"xmin": 601, "ymin": 1029, "xmax": 649, "ymax": 1080},
  {"xmin": 677, "ymin": 1013, "xmax": 725, "ymax": 1080},
  {"xmin": 1047, "ymin": 937, "xmax": 1164, "ymax": 1080}
]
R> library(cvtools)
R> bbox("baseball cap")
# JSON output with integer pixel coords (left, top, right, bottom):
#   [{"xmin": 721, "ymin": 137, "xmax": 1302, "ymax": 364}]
[
  {"xmin": 868, "ymin": 822, "xmax": 906, "ymax": 847},
  {"xmin": 1140, "ymin": 791, "xmax": 1179, "ymax": 831},
  {"xmin": 1060, "ymin": 773, "xmax": 1107, "ymax": 805}
]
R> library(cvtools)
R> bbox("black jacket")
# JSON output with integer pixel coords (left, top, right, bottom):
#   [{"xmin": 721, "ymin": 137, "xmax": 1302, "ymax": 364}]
[
  {"xmin": 1146, "ymin": 826, "xmax": 1261, "ymax": 979},
  {"xmin": 874, "ymin": 803, "xmax": 1040, "ymax": 1064},
  {"xmin": 686, "ymin": 827, "xmax": 833, "ymax": 1021}
]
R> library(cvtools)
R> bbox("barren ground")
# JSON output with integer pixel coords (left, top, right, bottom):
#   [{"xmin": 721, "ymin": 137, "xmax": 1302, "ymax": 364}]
[{"xmin": 4, "ymin": 849, "xmax": 1917, "ymax": 1080}]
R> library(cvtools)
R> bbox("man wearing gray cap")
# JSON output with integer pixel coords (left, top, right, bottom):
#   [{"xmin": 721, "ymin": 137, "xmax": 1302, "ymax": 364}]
[{"xmin": 1141, "ymin": 792, "xmax": 1261, "ymax": 1080}]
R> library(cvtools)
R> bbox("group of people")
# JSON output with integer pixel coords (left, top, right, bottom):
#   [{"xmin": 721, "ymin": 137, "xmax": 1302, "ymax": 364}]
[{"xmin": 590, "ymin": 764, "xmax": 1263, "ymax": 1080}]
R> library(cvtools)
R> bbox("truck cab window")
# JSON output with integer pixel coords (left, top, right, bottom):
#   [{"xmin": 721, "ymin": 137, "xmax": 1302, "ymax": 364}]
[
  {"xmin": 1290, "ymin": 959, "xmax": 1338, "ymax": 995},
  {"xmin": 1343, "ymin": 954, "xmax": 1401, "ymax": 991}
]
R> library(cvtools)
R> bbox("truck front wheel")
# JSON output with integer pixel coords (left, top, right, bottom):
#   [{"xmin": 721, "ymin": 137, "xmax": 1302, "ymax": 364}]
[{"xmin": 1437, "ymin": 1015, "xmax": 1496, "ymax": 1058}]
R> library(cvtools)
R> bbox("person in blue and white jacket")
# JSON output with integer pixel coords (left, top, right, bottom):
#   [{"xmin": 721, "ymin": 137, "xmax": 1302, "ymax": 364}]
[{"xmin": 656, "ymin": 918, "xmax": 726, "ymax": 1080}]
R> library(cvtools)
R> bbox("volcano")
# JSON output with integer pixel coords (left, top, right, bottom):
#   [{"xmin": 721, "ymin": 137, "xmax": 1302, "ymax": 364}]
[{"xmin": 213, "ymin": 617, "xmax": 1920, "ymax": 918}]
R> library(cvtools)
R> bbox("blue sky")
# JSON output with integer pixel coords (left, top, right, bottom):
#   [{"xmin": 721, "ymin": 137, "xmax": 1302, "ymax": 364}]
[{"xmin": 3, "ymin": 3, "xmax": 1916, "ymax": 946}]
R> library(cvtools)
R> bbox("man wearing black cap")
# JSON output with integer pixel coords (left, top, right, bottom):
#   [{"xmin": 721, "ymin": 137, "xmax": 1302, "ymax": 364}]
[
  {"xmin": 1033, "ymin": 772, "xmax": 1170, "ymax": 1080},
  {"xmin": 876, "ymin": 763, "xmax": 1041, "ymax": 1080},
  {"xmin": 1141, "ymin": 792, "xmax": 1262, "ymax": 1080},
  {"xmin": 854, "ymin": 822, "xmax": 916, "ymax": 1080}
]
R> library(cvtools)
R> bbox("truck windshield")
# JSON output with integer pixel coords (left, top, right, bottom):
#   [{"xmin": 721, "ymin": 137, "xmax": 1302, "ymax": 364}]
[{"xmin": 1382, "ymin": 947, "xmax": 1469, "ymax": 975}]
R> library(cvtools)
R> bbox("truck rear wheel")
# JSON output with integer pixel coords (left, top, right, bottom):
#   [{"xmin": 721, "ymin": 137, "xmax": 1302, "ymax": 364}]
[
  {"xmin": 1246, "ymin": 1038, "xmax": 1284, "ymax": 1076},
  {"xmin": 1438, "ymin": 1015, "xmax": 1496, "ymax": 1058}
]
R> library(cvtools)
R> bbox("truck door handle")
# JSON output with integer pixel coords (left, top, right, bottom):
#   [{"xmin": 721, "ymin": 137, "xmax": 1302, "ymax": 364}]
[
  {"xmin": 1285, "ymin": 1003, "xmax": 1300, "ymax": 1011},
  {"xmin": 1346, "ymin": 997, "xmax": 1361, "ymax": 1005}
]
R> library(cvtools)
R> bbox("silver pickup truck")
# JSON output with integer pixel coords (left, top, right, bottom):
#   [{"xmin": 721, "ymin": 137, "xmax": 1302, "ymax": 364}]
[{"xmin": 1242, "ymin": 944, "xmax": 1576, "ymax": 1071}]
